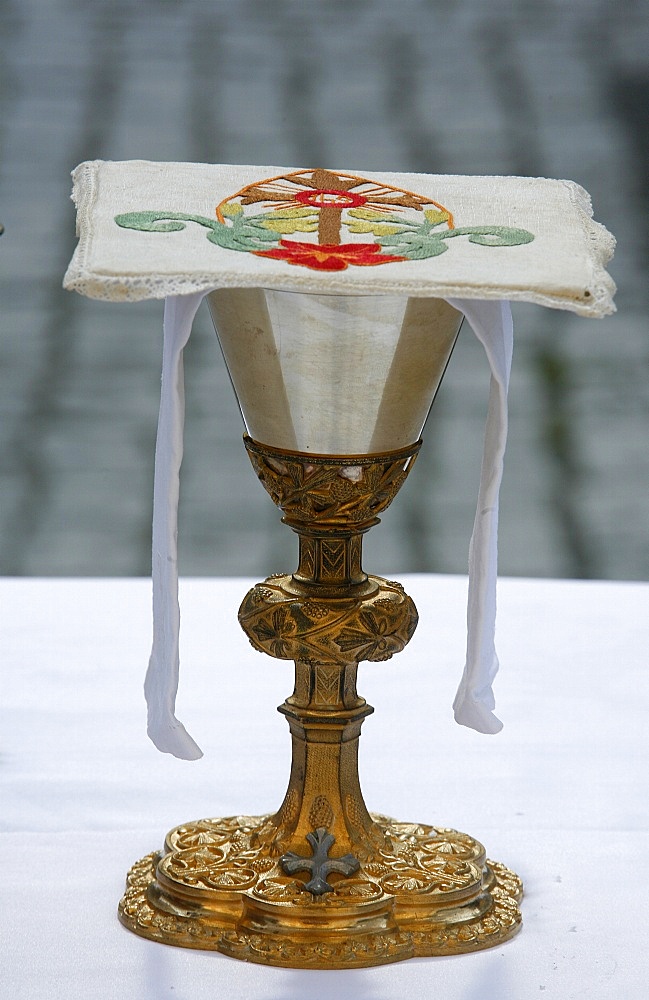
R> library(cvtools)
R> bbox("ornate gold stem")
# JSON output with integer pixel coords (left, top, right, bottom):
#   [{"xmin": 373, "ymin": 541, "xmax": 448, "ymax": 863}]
[
  {"xmin": 118, "ymin": 438, "xmax": 522, "ymax": 968},
  {"xmin": 239, "ymin": 438, "xmax": 421, "ymax": 857}
]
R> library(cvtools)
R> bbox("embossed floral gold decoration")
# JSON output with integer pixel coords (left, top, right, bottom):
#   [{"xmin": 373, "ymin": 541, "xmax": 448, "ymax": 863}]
[{"xmin": 118, "ymin": 438, "xmax": 522, "ymax": 967}]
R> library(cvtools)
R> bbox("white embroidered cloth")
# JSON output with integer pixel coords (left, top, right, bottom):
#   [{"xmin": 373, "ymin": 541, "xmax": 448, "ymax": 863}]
[
  {"xmin": 64, "ymin": 161, "xmax": 615, "ymax": 316},
  {"xmin": 63, "ymin": 161, "xmax": 616, "ymax": 759}
]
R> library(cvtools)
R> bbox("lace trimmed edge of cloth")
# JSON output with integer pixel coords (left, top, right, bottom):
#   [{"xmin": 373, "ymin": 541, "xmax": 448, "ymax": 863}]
[{"xmin": 63, "ymin": 161, "xmax": 616, "ymax": 318}]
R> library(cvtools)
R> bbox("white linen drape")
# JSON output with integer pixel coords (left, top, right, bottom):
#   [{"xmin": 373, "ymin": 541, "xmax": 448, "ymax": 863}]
[
  {"xmin": 144, "ymin": 292, "xmax": 205, "ymax": 760},
  {"xmin": 447, "ymin": 299, "xmax": 513, "ymax": 734}
]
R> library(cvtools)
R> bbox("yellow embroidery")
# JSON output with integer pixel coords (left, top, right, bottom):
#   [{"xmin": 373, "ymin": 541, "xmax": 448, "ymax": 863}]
[
  {"xmin": 260, "ymin": 206, "xmax": 319, "ymax": 234},
  {"xmin": 424, "ymin": 209, "xmax": 451, "ymax": 225},
  {"xmin": 348, "ymin": 208, "xmax": 393, "ymax": 220},
  {"xmin": 220, "ymin": 203, "xmax": 243, "ymax": 218}
]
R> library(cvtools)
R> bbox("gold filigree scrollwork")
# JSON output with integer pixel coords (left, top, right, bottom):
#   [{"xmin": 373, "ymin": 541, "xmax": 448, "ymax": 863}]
[
  {"xmin": 239, "ymin": 574, "xmax": 417, "ymax": 665},
  {"xmin": 244, "ymin": 438, "xmax": 421, "ymax": 530},
  {"xmin": 118, "ymin": 436, "xmax": 523, "ymax": 967},
  {"xmin": 118, "ymin": 813, "xmax": 522, "ymax": 964}
]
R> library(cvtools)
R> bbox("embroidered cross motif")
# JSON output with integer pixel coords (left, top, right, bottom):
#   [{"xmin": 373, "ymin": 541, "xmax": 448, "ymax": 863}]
[
  {"xmin": 280, "ymin": 827, "xmax": 360, "ymax": 896},
  {"xmin": 114, "ymin": 167, "xmax": 534, "ymax": 272}
]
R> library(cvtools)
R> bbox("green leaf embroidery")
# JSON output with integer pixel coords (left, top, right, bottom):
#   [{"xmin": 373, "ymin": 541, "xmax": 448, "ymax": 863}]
[
  {"xmin": 379, "ymin": 222, "xmax": 534, "ymax": 260},
  {"xmin": 451, "ymin": 226, "xmax": 535, "ymax": 247},
  {"xmin": 114, "ymin": 211, "xmax": 278, "ymax": 252},
  {"xmin": 114, "ymin": 210, "xmax": 534, "ymax": 265}
]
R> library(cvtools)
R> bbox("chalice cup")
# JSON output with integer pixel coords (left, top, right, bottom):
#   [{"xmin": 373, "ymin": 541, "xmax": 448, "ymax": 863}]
[{"xmin": 118, "ymin": 289, "xmax": 523, "ymax": 968}]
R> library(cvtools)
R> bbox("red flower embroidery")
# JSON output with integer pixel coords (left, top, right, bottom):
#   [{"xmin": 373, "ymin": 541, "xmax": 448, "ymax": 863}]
[{"xmin": 253, "ymin": 240, "xmax": 407, "ymax": 272}]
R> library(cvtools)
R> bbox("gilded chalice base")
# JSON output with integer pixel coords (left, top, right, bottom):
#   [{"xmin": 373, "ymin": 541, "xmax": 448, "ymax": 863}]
[
  {"xmin": 118, "ymin": 813, "xmax": 522, "ymax": 968},
  {"xmin": 119, "ymin": 440, "xmax": 522, "ymax": 967}
]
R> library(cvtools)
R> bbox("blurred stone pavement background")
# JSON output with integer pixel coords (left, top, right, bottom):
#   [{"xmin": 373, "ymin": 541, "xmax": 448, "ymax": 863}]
[{"xmin": 1, "ymin": 0, "xmax": 647, "ymax": 581}]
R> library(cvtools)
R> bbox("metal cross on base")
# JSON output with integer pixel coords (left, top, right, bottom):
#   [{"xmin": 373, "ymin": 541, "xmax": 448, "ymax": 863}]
[{"xmin": 280, "ymin": 828, "xmax": 360, "ymax": 896}]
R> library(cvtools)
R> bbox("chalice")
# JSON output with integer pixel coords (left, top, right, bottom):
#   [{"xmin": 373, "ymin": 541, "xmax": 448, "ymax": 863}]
[{"xmin": 118, "ymin": 288, "xmax": 523, "ymax": 968}]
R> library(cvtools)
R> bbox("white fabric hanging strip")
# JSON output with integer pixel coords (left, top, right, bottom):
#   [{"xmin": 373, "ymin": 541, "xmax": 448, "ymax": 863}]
[
  {"xmin": 447, "ymin": 299, "xmax": 513, "ymax": 734},
  {"xmin": 144, "ymin": 292, "xmax": 205, "ymax": 760},
  {"xmin": 145, "ymin": 294, "xmax": 513, "ymax": 759}
]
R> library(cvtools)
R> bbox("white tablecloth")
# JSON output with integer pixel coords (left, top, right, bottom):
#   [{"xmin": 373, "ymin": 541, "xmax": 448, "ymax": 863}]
[{"xmin": 3, "ymin": 575, "xmax": 647, "ymax": 999}]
